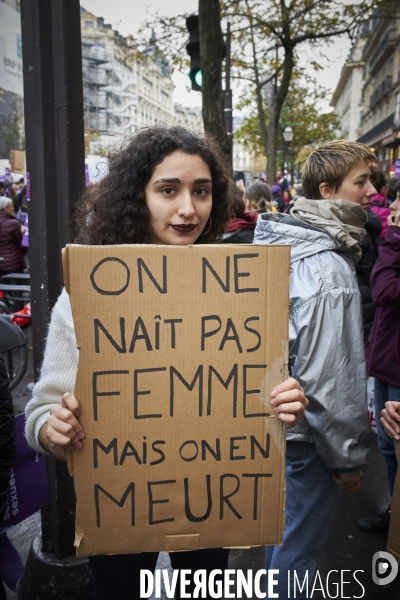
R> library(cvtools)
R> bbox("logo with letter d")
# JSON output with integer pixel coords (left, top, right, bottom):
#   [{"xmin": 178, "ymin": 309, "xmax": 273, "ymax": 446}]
[{"xmin": 372, "ymin": 551, "xmax": 399, "ymax": 586}]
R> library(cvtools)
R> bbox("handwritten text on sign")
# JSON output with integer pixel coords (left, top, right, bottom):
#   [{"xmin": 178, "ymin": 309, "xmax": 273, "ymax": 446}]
[{"xmin": 64, "ymin": 245, "xmax": 289, "ymax": 555}]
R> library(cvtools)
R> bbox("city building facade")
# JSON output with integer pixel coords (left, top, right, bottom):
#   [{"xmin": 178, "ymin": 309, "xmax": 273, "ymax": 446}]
[
  {"xmin": 357, "ymin": 11, "xmax": 400, "ymax": 173},
  {"xmin": 330, "ymin": 38, "xmax": 366, "ymax": 142},
  {"xmin": 81, "ymin": 8, "xmax": 176, "ymax": 147},
  {"xmin": 0, "ymin": 0, "xmax": 24, "ymax": 158}
]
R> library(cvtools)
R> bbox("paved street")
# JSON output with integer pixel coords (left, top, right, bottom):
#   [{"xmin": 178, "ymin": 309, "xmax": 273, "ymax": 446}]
[{"xmin": 7, "ymin": 333, "xmax": 400, "ymax": 598}]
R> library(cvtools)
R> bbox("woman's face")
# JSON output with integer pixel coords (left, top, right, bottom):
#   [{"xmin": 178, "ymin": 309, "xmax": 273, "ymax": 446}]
[
  {"xmin": 329, "ymin": 160, "xmax": 376, "ymax": 211},
  {"xmin": 145, "ymin": 151, "xmax": 212, "ymax": 246}
]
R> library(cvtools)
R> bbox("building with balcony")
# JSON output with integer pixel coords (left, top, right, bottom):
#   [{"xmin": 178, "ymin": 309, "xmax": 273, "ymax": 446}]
[
  {"xmin": 174, "ymin": 104, "xmax": 203, "ymax": 131},
  {"xmin": 81, "ymin": 8, "xmax": 175, "ymax": 146},
  {"xmin": 355, "ymin": 5, "xmax": 400, "ymax": 172},
  {"xmin": 330, "ymin": 38, "xmax": 366, "ymax": 142}
]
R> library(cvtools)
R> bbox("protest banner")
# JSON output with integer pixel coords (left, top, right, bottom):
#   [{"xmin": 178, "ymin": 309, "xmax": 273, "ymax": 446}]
[
  {"xmin": 62, "ymin": 244, "xmax": 290, "ymax": 556},
  {"xmin": 9, "ymin": 150, "xmax": 25, "ymax": 175}
]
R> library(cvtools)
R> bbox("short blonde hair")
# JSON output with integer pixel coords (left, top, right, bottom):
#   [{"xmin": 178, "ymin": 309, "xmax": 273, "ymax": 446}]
[{"xmin": 302, "ymin": 140, "xmax": 376, "ymax": 200}]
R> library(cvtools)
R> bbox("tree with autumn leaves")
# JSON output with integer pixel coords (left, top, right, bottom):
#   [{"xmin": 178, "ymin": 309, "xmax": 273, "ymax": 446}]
[{"xmin": 141, "ymin": 0, "xmax": 387, "ymax": 179}]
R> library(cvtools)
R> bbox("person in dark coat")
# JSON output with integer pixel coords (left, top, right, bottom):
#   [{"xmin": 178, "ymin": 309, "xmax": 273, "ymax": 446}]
[
  {"xmin": 0, "ymin": 358, "xmax": 17, "ymax": 599},
  {"xmin": 0, "ymin": 198, "xmax": 25, "ymax": 278},
  {"xmin": 222, "ymin": 180, "xmax": 259, "ymax": 243},
  {"xmin": 358, "ymin": 201, "xmax": 400, "ymax": 533},
  {"xmin": 355, "ymin": 208, "xmax": 382, "ymax": 341}
]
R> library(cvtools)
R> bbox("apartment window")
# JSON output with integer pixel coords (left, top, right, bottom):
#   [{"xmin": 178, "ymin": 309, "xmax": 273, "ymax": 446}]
[{"xmin": 85, "ymin": 21, "xmax": 94, "ymax": 28}]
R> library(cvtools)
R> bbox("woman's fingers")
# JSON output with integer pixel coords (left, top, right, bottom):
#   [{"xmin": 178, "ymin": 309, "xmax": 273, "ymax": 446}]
[
  {"xmin": 48, "ymin": 405, "xmax": 84, "ymax": 445},
  {"xmin": 42, "ymin": 393, "xmax": 85, "ymax": 459},
  {"xmin": 271, "ymin": 378, "xmax": 309, "ymax": 427},
  {"xmin": 381, "ymin": 401, "xmax": 400, "ymax": 440},
  {"xmin": 271, "ymin": 377, "xmax": 304, "ymax": 397},
  {"xmin": 61, "ymin": 392, "xmax": 82, "ymax": 417},
  {"xmin": 274, "ymin": 403, "xmax": 304, "ymax": 426}
]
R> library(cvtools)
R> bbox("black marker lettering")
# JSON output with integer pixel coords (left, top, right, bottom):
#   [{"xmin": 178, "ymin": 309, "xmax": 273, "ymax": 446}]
[
  {"xmin": 243, "ymin": 365, "xmax": 269, "ymax": 418},
  {"xmin": 93, "ymin": 438, "xmax": 118, "ymax": 468},
  {"xmin": 147, "ymin": 480, "xmax": 176, "ymax": 525},
  {"xmin": 134, "ymin": 367, "xmax": 166, "ymax": 419},
  {"xmin": 90, "ymin": 257, "xmax": 130, "ymax": 295},
  {"xmin": 170, "ymin": 365, "xmax": 203, "ymax": 417},
  {"xmin": 184, "ymin": 475, "xmax": 212, "ymax": 522},
  {"xmin": 220, "ymin": 474, "xmax": 242, "ymax": 520},
  {"xmin": 94, "ymin": 483, "xmax": 135, "ymax": 527},
  {"xmin": 94, "ymin": 318, "xmax": 126, "ymax": 353},
  {"xmin": 230, "ymin": 436, "xmax": 246, "ymax": 460},
  {"xmin": 244, "ymin": 317, "xmax": 261, "ymax": 352},
  {"xmin": 129, "ymin": 317, "xmax": 153, "ymax": 352},
  {"xmin": 202, "ymin": 256, "xmax": 230, "ymax": 293},
  {"xmin": 137, "ymin": 256, "xmax": 167, "ymax": 294},
  {"xmin": 233, "ymin": 254, "xmax": 259, "ymax": 293},
  {"xmin": 92, "ymin": 370, "xmax": 129, "ymax": 421},
  {"xmin": 243, "ymin": 474, "xmax": 272, "ymax": 520},
  {"xmin": 219, "ymin": 318, "xmax": 243, "ymax": 353},
  {"xmin": 207, "ymin": 364, "xmax": 238, "ymax": 417}
]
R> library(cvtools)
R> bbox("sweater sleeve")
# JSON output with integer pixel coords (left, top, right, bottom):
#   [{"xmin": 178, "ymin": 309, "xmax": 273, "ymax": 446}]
[
  {"xmin": 370, "ymin": 226, "xmax": 400, "ymax": 307},
  {"xmin": 24, "ymin": 289, "xmax": 79, "ymax": 454}
]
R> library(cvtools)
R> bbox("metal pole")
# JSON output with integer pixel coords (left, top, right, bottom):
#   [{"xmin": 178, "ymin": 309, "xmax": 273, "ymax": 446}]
[
  {"xmin": 224, "ymin": 22, "xmax": 233, "ymax": 172},
  {"xmin": 18, "ymin": 1, "xmax": 92, "ymax": 597}
]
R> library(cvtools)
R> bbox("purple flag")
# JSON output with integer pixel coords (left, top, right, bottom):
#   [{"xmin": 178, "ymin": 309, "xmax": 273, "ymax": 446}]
[
  {"xmin": 26, "ymin": 171, "xmax": 30, "ymax": 201},
  {"xmin": 1, "ymin": 414, "xmax": 48, "ymax": 530},
  {"xmin": 21, "ymin": 214, "xmax": 29, "ymax": 248}
]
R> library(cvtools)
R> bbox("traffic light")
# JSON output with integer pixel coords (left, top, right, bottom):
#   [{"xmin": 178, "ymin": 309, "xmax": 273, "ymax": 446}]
[{"xmin": 186, "ymin": 15, "xmax": 202, "ymax": 91}]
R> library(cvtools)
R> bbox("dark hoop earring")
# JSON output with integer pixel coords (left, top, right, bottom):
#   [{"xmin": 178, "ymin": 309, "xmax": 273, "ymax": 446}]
[{"xmin": 201, "ymin": 216, "xmax": 212, "ymax": 236}]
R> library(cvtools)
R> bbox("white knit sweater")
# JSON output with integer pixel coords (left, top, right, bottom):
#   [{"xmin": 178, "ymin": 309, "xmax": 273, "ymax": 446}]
[{"xmin": 25, "ymin": 288, "xmax": 79, "ymax": 454}]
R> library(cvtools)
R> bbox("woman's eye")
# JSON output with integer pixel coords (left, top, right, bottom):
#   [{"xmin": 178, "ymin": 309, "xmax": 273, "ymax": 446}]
[
  {"xmin": 162, "ymin": 187, "xmax": 175, "ymax": 195},
  {"xmin": 195, "ymin": 188, "xmax": 208, "ymax": 196}
]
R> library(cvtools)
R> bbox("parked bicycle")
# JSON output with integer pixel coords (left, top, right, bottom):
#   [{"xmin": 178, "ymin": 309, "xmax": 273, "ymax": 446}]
[
  {"xmin": 0, "ymin": 314, "xmax": 28, "ymax": 390},
  {"xmin": 0, "ymin": 272, "xmax": 31, "ymax": 389}
]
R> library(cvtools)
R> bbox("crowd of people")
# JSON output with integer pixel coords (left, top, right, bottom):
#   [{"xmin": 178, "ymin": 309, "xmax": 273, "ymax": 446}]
[
  {"xmin": 1, "ymin": 125, "xmax": 400, "ymax": 598},
  {"xmin": 0, "ymin": 178, "xmax": 28, "ymax": 280}
]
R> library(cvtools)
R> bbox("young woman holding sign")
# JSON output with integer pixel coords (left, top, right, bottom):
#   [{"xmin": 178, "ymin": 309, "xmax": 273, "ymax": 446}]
[{"xmin": 25, "ymin": 126, "xmax": 308, "ymax": 600}]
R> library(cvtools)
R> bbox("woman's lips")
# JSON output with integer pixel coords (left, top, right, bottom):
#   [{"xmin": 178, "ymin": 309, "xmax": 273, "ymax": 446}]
[{"xmin": 170, "ymin": 224, "xmax": 197, "ymax": 233}]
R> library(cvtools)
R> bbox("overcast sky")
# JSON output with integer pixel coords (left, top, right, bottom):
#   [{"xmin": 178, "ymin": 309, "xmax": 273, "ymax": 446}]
[{"xmin": 81, "ymin": 0, "xmax": 351, "ymax": 113}]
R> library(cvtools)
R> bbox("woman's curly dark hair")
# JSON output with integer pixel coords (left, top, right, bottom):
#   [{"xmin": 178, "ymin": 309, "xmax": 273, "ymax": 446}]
[{"xmin": 76, "ymin": 126, "xmax": 231, "ymax": 245}]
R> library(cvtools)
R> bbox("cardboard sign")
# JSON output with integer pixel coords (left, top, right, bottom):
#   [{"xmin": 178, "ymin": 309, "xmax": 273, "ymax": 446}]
[
  {"xmin": 9, "ymin": 150, "xmax": 25, "ymax": 175},
  {"xmin": 387, "ymin": 442, "xmax": 400, "ymax": 561},
  {"xmin": 62, "ymin": 244, "xmax": 290, "ymax": 557}
]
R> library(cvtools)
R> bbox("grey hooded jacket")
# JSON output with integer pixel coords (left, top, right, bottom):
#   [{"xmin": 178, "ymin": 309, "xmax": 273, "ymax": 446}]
[{"xmin": 254, "ymin": 212, "xmax": 371, "ymax": 469}]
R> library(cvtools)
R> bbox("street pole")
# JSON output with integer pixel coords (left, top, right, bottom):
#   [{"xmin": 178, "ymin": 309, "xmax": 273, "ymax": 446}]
[
  {"xmin": 18, "ymin": 1, "xmax": 92, "ymax": 597},
  {"xmin": 224, "ymin": 22, "xmax": 233, "ymax": 172}
]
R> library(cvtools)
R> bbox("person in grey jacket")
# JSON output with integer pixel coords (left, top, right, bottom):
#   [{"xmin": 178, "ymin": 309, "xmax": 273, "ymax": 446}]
[{"xmin": 254, "ymin": 140, "xmax": 375, "ymax": 598}]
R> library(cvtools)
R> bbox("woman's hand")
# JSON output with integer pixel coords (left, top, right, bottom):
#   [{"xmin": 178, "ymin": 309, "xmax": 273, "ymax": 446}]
[
  {"xmin": 38, "ymin": 392, "xmax": 85, "ymax": 461},
  {"xmin": 388, "ymin": 211, "xmax": 400, "ymax": 228},
  {"xmin": 381, "ymin": 401, "xmax": 400, "ymax": 441},
  {"xmin": 271, "ymin": 378, "xmax": 308, "ymax": 428},
  {"xmin": 332, "ymin": 468, "xmax": 363, "ymax": 492}
]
